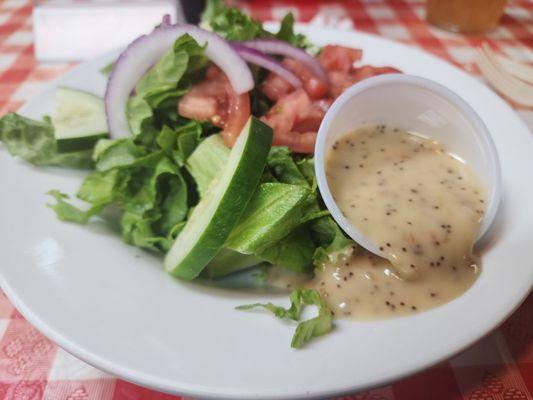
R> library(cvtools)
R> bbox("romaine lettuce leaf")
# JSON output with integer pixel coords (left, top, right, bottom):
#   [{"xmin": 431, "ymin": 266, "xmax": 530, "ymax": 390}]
[
  {"xmin": 225, "ymin": 183, "xmax": 312, "ymax": 254},
  {"xmin": 93, "ymin": 139, "xmax": 146, "ymax": 171},
  {"xmin": 126, "ymin": 34, "xmax": 208, "ymax": 137},
  {"xmin": 0, "ymin": 113, "xmax": 93, "ymax": 169},
  {"xmin": 296, "ymin": 157, "xmax": 316, "ymax": 189},
  {"xmin": 77, "ymin": 169, "xmax": 122, "ymax": 204},
  {"xmin": 120, "ymin": 156, "xmax": 180, "ymax": 214},
  {"xmin": 49, "ymin": 136, "xmax": 189, "ymax": 253},
  {"xmin": 47, "ymin": 190, "xmax": 105, "ymax": 224},
  {"xmin": 157, "ymin": 120, "xmax": 203, "ymax": 166},
  {"xmin": 126, "ymin": 96, "xmax": 154, "ymax": 139},
  {"xmin": 311, "ymin": 216, "xmax": 355, "ymax": 267},
  {"xmin": 237, "ymin": 288, "xmax": 333, "ymax": 348},
  {"xmin": 267, "ymin": 147, "xmax": 309, "ymax": 187},
  {"xmin": 259, "ymin": 225, "xmax": 315, "ymax": 273}
]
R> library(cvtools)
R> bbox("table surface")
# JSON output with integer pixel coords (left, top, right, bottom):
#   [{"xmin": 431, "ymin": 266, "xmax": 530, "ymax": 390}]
[{"xmin": 0, "ymin": 0, "xmax": 532, "ymax": 399}]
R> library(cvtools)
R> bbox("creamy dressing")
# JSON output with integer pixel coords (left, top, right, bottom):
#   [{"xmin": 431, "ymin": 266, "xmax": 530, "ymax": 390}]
[
  {"xmin": 326, "ymin": 125, "xmax": 486, "ymax": 279},
  {"xmin": 308, "ymin": 250, "xmax": 480, "ymax": 319},
  {"xmin": 269, "ymin": 124, "xmax": 487, "ymax": 320}
]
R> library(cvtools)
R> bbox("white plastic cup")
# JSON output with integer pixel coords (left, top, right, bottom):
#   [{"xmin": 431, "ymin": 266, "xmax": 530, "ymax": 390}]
[{"xmin": 315, "ymin": 74, "xmax": 502, "ymax": 257}]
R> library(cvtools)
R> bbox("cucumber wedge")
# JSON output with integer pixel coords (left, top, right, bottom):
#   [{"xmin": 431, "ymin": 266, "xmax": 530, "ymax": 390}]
[
  {"xmin": 164, "ymin": 117, "xmax": 273, "ymax": 280},
  {"xmin": 53, "ymin": 87, "xmax": 108, "ymax": 153}
]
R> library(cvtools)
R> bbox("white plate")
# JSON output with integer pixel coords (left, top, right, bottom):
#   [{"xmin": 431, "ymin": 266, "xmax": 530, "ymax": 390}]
[{"xmin": 1, "ymin": 26, "xmax": 532, "ymax": 400}]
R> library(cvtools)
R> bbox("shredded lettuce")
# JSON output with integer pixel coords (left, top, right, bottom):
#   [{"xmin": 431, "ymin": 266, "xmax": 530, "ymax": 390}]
[
  {"xmin": 47, "ymin": 190, "xmax": 105, "ymax": 224},
  {"xmin": 237, "ymin": 288, "xmax": 333, "ymax": 348},
  {"xmin": 0, "ymin": 113, "xmax": 93, "ymax": 169}
]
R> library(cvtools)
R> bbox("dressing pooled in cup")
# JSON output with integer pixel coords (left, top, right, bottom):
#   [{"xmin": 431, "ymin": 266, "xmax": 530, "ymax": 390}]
[{"xmin": 310, "ymin": 124, "xmax": 486, "ymax": 319}]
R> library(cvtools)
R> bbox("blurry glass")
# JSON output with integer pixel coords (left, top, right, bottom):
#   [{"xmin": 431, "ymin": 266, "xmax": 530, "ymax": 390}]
[{"xmin": 427, "ymin": 0, "xmax": 506, "ymax": 34}]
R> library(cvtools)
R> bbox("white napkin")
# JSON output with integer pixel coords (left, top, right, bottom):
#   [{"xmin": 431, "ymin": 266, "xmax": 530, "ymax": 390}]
[{"xmin": 33, "ymin": 0, "xmax": 182, "ymax": 61}]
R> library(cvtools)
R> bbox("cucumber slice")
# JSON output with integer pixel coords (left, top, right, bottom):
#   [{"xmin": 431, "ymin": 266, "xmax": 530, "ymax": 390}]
[
  {"xmin": 53, "ymin": 87, "xmax": 108, "ymax": 153},
  {"xmin": 186, "ymin": 134, "xmax": 230, "ymax": 198},
  {"xmin": 164, "ymin": 117, "xmax": 273, "ymax": 280}
]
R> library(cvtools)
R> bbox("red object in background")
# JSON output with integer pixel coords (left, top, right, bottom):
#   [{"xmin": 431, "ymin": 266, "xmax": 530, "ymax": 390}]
[{"xmin": 0, "ymin": 1, "xmax": 531, "ymax": 399}]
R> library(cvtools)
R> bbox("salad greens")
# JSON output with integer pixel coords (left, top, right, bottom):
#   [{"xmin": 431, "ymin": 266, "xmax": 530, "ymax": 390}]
[
  {"xmin": 201, "ymin": 0, "xmax": 312, "ymax": 50},
  {"xmin": 0, "ymin": 0, "xmax": 356, "ymax": 348},
  {"xmin": 164, "ymin": 117, "xmax": 273, "ymax": 280},
  {"xmin": 201, "ymin": 0, "xmax": 267, "ymax": 41},
  {"xmin": 127, "ymin": 34, "xmax": 208, "ymax": 137},
  {"xmin": 0, "ymin": 113, "xmax": 93, "ymax": 169},
  {"xmin": 237, "ymin": 288, "xmax": 333, "ymax": 349}
]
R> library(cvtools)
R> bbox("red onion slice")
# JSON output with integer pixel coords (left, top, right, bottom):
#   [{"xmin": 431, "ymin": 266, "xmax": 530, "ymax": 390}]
[
  {"xmin": 160, "ymin": 14, "xmax": 172, "ymax": 28},
  {"xmin": 231, "ymin": 43, "xmax": 301, "ymax": 88},
  {"xmin": 241, "ymin": 39, "xmax": 329, "ymax": 83},
  {"xmin": 105, "ymin": 24, "xmax": 254, "ymax": 138}
]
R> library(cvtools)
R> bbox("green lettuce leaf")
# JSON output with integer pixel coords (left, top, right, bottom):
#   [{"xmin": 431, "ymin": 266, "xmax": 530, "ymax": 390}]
[
  {"xmin": 94, "ymin": 139, "xmax": 145, "ymax": 171},
  {"xmin": 120, "ymin": 156, "xmax": 180, "ymax": 214},
  {"xmin": 237, "ymin": 288, "xmax": 333, "ymax": 348},
  {"xmin": 47, "ymin": 190, "xmax": 105, "ymax": 224},
  {"xmin": 259, "ymin": 225, "xmax": 315, "ymax": 273},
  {"xmin": 49, "ymin": 135, "xmax": 189, "ymax": 253},
  {"xmin": 267, "ymin": 147, "xmax": 310, "ymax": 187},
  {"xmin": 151, "ymin": 166, "xmax": 188, "ymax": 235},
  {"xmin": 265, "ymin": 148, "xmax": 354, "ymax": 265},
  {"xmin": 77, "ymin": 169, "xmax": 122, "ymax": 204},
  {"xmin": 176, "ymin": 121, "xmax": 202, "ymax": 161},
  {"xmin": 121, "ymin": 210, "xmax": 160, "ymax": 251},
  {"xmin": 226, "ymin": 183, "xmax": 311, "ymax": 254},
  {"xmin": 276, "ymin": 13, "xmax": 315, "ymax": 51},
  {"xmin": 126, "ymin": 34, "xmax": 208, "ymax": 137},
  {"xmin": 201, "ymin": 0, "xmax": 268, "ymax": 41},
  {"xmin": 0, "ymin": 113, "xmax": 93, "ymax": 169},
  {"xmin": 120, "ymin": 155, "xmax": 188, "ymax": 246},
  {"xmin": 311, "ymin": 216, "xmax": 355, "ymax": 266},
  {"xmin": 296, "ymin": 157, "xmax": 316, "ymax": 189},
  {"xmin": 126, "ymin": 96, "xmax": 154, "ymax": 138},
  {"xmin": 157, "ymin": 120, "xmax": 203, "ymax": 166}
]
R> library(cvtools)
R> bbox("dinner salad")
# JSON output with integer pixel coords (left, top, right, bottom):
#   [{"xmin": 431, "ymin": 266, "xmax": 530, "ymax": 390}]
[{"xmin": 0, "ymin": 0, "xmax": 400, "ymax": 348}]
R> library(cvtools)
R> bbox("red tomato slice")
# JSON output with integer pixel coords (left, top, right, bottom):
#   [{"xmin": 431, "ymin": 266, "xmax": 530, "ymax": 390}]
[
  {"xmin": 318, "ymin": 45, "xmax": 363, "ymax": 73},
  {"xmin": 178, "ymin": 66, "xmax": 250, "ymax": 147}
]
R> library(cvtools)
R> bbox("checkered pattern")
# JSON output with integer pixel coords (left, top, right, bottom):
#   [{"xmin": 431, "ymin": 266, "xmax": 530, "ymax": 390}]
[
  {"xmin": 0, "ymin": 0, "xmax": 532, "ymax": 398},
  {"xmin": 240, "ymin": 0, "xmax": 533, "ymax": 75},
  {"xmin": 0, "ymin": 290, "xmax": 531, "ymax": 399}
]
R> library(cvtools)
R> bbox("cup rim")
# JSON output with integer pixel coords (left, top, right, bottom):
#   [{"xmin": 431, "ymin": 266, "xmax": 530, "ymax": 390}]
[{"xmin": 314, "ymin": 73, "xmax": 502, "ymax": 257}]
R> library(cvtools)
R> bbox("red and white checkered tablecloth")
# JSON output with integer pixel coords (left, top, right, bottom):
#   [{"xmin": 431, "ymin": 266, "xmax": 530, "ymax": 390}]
[{"xmin": 0, "ymin": 1, "xmax": 532, "ymax": 399}]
